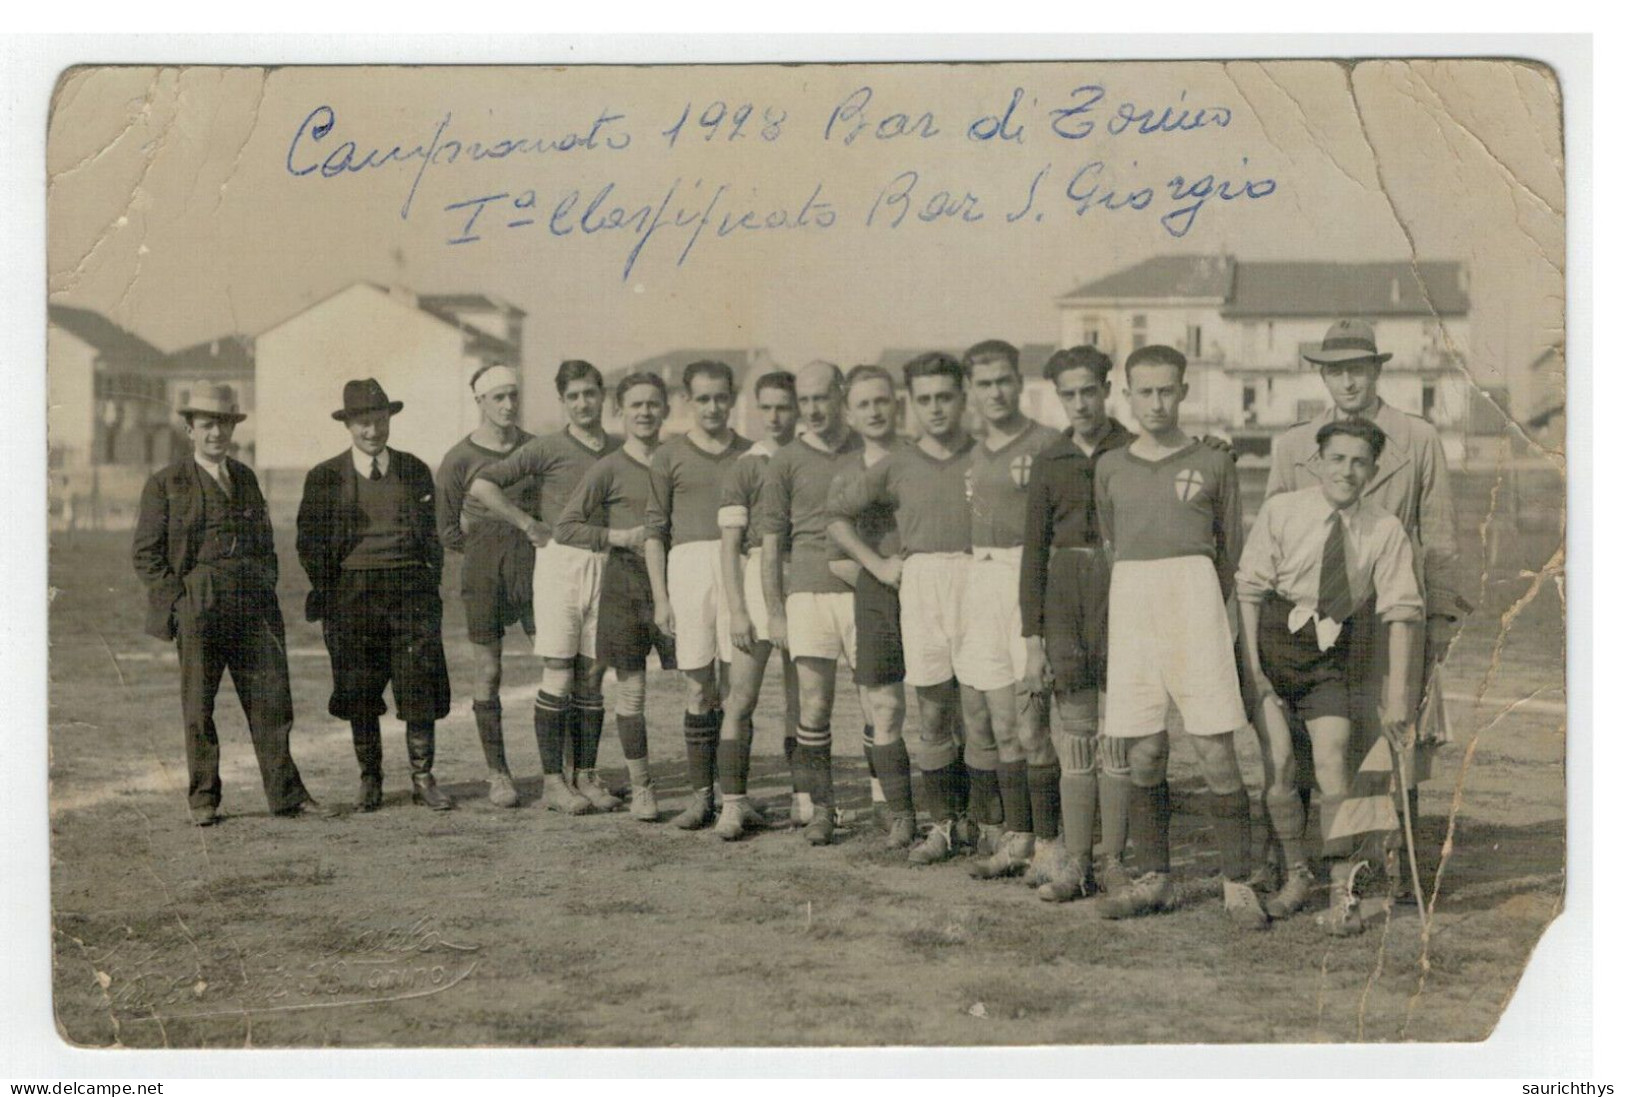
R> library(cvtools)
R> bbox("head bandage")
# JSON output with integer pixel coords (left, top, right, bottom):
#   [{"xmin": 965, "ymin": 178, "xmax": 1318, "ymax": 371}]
[{"xmin": 473, "ymin": 365, "xmax": 520, "ymax": 399}]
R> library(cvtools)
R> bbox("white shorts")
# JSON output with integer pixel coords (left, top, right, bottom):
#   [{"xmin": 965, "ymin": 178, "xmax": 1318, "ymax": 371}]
[
  {"xmin": 1103, "ymin": 556, "xmax": 1248, "ymax": 739},
  {"xmin": 957, "ymin": 547, "xmax": 1028, "ymax": 692},
  {"xmin": 669, "ymin": 539, "xmax": 732, "ymax": 670},
  {"xmin": 532, "ymin": 541, "xmax": 605, "ymax": 661},
  {"xmin": 743, "ymin": 548, "xmax": 771, "ymax": 640},
  {"xmin": 787, "ymin": 591, "xmax": 858, "ymax": 664},
  {"xmin": 899, "ymin": 552, "xmax": 972, "ymax": 688}
]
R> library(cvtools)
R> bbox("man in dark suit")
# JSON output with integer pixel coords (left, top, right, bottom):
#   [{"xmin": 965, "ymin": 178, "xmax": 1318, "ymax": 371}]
[
  {"xmin": 297, "ymin": 379, "xmax": 454, "ymax": 812},
  {"xmin": 132, "ymin": 383, "xmax": 329, "ymax": 826}
]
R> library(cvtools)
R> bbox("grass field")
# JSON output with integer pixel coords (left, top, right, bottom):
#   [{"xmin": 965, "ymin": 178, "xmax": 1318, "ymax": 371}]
[{"xmin": 46, "ymin": 468, "xmax": 1567, "ymax": 1047}]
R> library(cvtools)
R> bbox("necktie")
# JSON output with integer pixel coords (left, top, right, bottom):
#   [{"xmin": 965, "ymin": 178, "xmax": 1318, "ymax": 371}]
[
  {"xmin": 1318, "ymin": 513, "xmax": 1354, "ymax": 625},
  {"xmin": 369, "ymin": 457, "xmax": 382, "ymax": 481}
]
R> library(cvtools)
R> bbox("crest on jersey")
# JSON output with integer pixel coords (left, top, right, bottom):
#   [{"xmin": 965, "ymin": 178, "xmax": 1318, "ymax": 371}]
[
  {"xmin": 1009, "ymin": 453, "xmax": 1034, "ymax": 488},
  {"xmin": 1174, "ymin": 468, "xmax": 1205, "ymax": 502}
]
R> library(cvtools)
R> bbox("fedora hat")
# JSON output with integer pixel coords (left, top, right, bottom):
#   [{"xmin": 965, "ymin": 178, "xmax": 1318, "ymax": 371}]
[
  {"xmin": 177, "ymin": 381, "xmax": 247, "ymax": 423},
  {"xmin": 1303, "ymin": 318, "xmax": 1393, "ymax": 366},
  {"xmin": 333, "ymin": 378, "xmax": 405, "ymax": 421}
]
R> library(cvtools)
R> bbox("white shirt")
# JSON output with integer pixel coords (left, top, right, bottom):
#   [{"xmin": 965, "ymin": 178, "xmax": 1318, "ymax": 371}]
[
  {"xmin": 1234, "ymin": 486, "xmax": 1424, "ymax": 650},
  {"xmin": 194, "ymin": 455, "xmax": 231, "ymax": 492},
  {"xmin": 351, "ymin": 446, "xmax": 390, "ymax": 480}
]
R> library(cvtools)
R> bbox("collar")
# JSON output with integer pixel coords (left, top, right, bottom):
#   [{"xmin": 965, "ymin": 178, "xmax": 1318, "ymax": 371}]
[
  {"xmin": 352, "ymin": 447, "xmax": 390, "ymax": 478},
  {"xmin": 193, "ymin": 454, "xmax": 230, "ymax": 484},
  {"xmin": 1054, "ymin": 418, "xmax": 1131, "ymax": 459}
]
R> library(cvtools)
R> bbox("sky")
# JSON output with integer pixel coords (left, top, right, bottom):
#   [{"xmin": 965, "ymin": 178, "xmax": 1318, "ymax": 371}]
[{"xmin": 46, "ymin": 59, "xmax": 1564, "ymax": 399}]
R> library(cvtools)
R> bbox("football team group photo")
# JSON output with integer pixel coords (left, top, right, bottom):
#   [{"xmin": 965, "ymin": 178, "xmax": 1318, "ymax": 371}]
[{"xmin": 40, "ymin": 59, "xmax": 1568, "ymax": 1052}]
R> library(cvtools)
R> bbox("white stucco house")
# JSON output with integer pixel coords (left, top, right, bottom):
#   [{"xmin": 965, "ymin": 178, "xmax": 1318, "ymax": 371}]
[
  {"xmin": 255, "ymin": 284, "xmax": 527, "ymax": 472},
  {"xmin": 1046, "ymin": 255, "xmax": 1476, "ymax": 460}
]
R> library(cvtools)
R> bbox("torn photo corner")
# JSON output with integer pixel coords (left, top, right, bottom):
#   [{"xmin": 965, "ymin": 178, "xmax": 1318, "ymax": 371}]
[{"xmin": 45, "ymin": 58, "xmax": 1566, "ymax": 1049}]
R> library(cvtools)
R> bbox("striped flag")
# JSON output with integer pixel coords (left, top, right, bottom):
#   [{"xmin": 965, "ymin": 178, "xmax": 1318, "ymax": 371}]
[{"xmin": 1325, "ymin": 736, "xmax": 1401, "ymax": 842}]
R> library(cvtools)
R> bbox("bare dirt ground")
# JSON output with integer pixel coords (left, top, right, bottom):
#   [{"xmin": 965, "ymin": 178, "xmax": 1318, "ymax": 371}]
[{"xmin": 47, "ymin": 468, "xmax": 1566, "ymax": 1047}]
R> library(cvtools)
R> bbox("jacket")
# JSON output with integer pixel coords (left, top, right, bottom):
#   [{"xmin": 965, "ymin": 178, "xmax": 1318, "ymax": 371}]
[
  {"xmin": 131, "ymin": 456, "xmax": 278, "ymax": 641},
  {"xmin": 295, "ymin": 448, "xmax": 443, "ymax": 622}
]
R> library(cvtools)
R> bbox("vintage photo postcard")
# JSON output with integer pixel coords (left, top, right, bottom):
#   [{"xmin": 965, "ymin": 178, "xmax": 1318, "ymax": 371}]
[{"xmin": 44, "ymin": 58, "xmax": 1566, "ymax": 1049}]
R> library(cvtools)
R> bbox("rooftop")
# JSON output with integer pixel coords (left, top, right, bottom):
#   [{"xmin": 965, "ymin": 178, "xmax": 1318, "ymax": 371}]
[{"xmin": 1058, "ymin": 255, "xmax": 1469, "ymax": 317}]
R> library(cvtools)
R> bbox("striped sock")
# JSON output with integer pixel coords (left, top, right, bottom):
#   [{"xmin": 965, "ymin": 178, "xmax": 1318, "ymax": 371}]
[
  {"xmin": 683, "ymin": 710, "xmax": 720, "ymax": 794},
  {"xmin": 533, "ymin": 691, "xmax": 568, "ymax": 776},
  {"xmin": 572, "ymin": 693, "xmax": 605, "ymax": 772},
  {"xmin": 794, "ymin": 723, "xmax": 834, "ymax": 808}
]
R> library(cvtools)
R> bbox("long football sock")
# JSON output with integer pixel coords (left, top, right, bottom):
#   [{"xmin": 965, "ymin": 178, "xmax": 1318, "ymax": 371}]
[
  {"xmin": 967, "ymin": 765, "xmax": 1003, "ymax": 827},
  {"xmin": 997, "ymin": 761, "xmax": 1033, "ymax": 834},
  {"xmin": 862, "ymin": 724, "xmax": 884, "ymax": 804},
  {"xmin": 796, "ymin": 724, "xmax": 834, "ymax": 808},
  {"xmin": 872, "ymin": 740, "xmax": 916, "ymax": 818},
  {"xmin": 1028, "ymin": 762, "xmax": 1062, "ymax": 842},
  {"xmin": 1209, "ymin": 788, "xmax": 1254, "ymax": 881},
  {"xmin": 947, "ymin": 753, "xmax": 971, "ymax": 817},
  {"xmin": 717, "ymin": 738, "xmax": 747, "ymax": 797},
  {"xmin": 572, "ymin": 693, "xmax": 605, "ymax": 772},
  {"xmin": 682, "ymin": 710, "xmax": 719, "ymax": 794},
  {"xmin": 1058, "ymin": 772, "xmax": 1097, "ymax": 861},
  {"xmin": 1127, "ymin": 781, "xmax": 1172, "ymax": 875},
  {"xmin": 472, "ymin": 699, "xmax": 506, "ymax": 773},
  {"xmin": 1099, "ymin": 770, "xmax": 1132, "ymax": 862},
  {"xmin": 533, "ymin": 691, "xmax": 569, "ymax": 775}
]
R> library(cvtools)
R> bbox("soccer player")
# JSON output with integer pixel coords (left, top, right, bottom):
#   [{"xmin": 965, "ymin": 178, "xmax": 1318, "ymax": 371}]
[
  {"xmin": 1018, "ymin": 346, "xmax": 1135, "ymax": 901},
  {"xmin": 1237, "ymin": 417, "xmax": 1423, "ymax": 934},
  {"xmin": 1092, "ymin": 345, "xmax": 1268, "ymax": 929},
  {"xmin": 436, "ymin": 364, "xmax": 535, "ymax": 808},
  {"xmin": 757, "ymin": 361, "xmax": 866, "ymax": 846},
  {"xmin": 467, "ymin": 361, "xmax": 622, "ymax": 815},
  {"xmin": 554, "ymin": 372, "xmax": 678, "ymax": 822},
  {"xmin": 828, "ymin": 352, "xmax": 977, "ymax": 866},
  {"xmin": 1266, "ymin": 319, "xmax": 1470, "ymax": 895},
  {"xmin": 714, "ymin": 371, "xmax": 802, "ymax": 839},
  {"xmin": 826, "ymin": 366, "xmax": 916, "ymax": 850},
  {"xmin": 957, "ymin": 340, "xmax": 1064, "ymax": 882},
  {"xmin": 646, "ymin": 360, "xmax": 754, "ymax": 830}
]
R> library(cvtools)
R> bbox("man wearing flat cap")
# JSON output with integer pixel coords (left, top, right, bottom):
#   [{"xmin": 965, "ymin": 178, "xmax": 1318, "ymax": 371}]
[
  {"xmin": 297, "ymin": 379, "xmax": 454, "ymax": 812},
  {"xmin": 1265, "ymin": 319, "xmax": 1472, "ymax": 886},
  {"xmin": 132, "ymin": 382, "xmax": 329, "ymax": 825}
]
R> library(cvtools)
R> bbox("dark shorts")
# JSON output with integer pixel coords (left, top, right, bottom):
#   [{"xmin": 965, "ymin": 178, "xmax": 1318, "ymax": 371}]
[
  {"xmin": 1042, "ymin": 546, "xmax": 1111, "ymax": 694},
  {"xmin": 323, "ymin": 568, "xmax": 452, "ymax": 724},
  {"xmin": 1258, "ymin": 594, "xmax": 1353, "ymax": 723},
  {"xmin": 460, "ymin": 521, "xmax": 536, "ymax": 646},
  {"xmin": 854, "ymin": 568, "xmax": 906, "ymax": 688},
  {"xmin": 596, "ymin": 548, "xmax": 677, "ymax": 673}
]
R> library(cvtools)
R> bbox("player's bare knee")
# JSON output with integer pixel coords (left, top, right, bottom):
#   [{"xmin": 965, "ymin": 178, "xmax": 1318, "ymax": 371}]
[
  {"xmin": 1126, "ymin": 733, "xmax": 1169, "ymax": 786},
  {"xmin": 1191, "ymin": 734, "xmax": 1245, "ymax": 795},
  {"xmin": 540, "ymin": 658, "xmax": 575, "ymax": 697}
]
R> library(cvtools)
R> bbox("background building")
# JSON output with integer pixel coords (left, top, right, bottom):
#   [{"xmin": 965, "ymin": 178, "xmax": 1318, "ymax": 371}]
[
  {"xmin": 254, "ymin": 283, "xmax": 527, "ymax": 473},
  {"xmin": 1046, "ymin": 255, "xmax": 1484, "ymax": 461}
]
